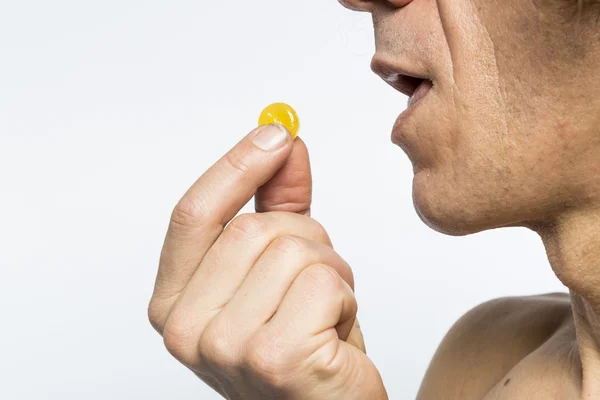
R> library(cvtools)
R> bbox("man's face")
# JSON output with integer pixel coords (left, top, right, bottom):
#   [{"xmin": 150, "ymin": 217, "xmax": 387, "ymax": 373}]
[{"xmin": 340, "ymin": 0, "xmax": 600, "ymax": 235}]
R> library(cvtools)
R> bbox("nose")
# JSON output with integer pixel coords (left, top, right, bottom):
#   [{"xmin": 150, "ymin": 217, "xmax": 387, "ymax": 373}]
[
  {"xmin": 338, "ymin": 0, "xmax": 375, "ymax": 12},
  {"xmin": 338, "ymin": 0, "xmax": 412, "ymax": 12}
]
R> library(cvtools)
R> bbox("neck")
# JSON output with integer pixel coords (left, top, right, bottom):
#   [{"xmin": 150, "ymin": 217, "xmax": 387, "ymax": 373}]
[{"xmin": 535, "ymin": 207, "xmax": 600, "ymax": 395}]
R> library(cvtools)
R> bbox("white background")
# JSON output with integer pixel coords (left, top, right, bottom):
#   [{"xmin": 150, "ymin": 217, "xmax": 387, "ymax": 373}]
[{"xmin": 0, "ymin": 1, "xmax": 566, "ymax": 399}]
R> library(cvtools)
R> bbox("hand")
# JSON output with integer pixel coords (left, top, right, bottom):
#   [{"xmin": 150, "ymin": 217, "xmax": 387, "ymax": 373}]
[{"xmin": 148, "ymin": 124, "xmax": 388, "ymax": 399}]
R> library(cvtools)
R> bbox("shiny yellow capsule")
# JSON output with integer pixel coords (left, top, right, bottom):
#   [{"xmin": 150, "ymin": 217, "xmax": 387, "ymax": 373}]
[{"xmin": 258, "ymin": 103, "xmax": 300, "ymax": 139}]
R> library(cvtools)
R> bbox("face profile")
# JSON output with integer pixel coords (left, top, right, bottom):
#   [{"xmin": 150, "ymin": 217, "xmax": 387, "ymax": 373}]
[{"xmin": 344, "ymin": 0, "xmax": 600, "ymax": 238}]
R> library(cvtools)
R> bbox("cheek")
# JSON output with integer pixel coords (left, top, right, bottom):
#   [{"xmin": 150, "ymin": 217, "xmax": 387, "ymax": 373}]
[
  {"xmin": 406, "ymin": 97, "xmax": 524, "ymax": 234},
  {"xmin": 410, "ymin": 104, "xmax": 580, "ymax": 235}
]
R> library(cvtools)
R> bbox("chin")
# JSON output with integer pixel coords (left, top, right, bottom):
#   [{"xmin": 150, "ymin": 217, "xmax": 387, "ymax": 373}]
[{"xmin": 411, "ymin": 168, "xmax": 501, "ymax": 237}]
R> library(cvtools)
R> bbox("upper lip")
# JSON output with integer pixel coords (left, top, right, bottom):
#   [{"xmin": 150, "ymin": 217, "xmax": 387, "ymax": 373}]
[{"xmin": 370, "ymin": 56, "xmax": 429, "ymax": 97}]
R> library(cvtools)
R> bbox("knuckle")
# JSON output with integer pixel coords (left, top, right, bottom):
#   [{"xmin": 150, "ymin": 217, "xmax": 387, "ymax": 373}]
[
  {"xmin": 227, "ymin": 213, "xmax": 267, "ymax": 239},
  {"xmin": 269, "ymin": 235, "xmax": 305, "ymax": 256},
  {"xmin": 147, "ymin": 298, "xmax": 167, "ymax": 333},
  {"xmin": 162, "ymin": 314, "xmax": 196, "ymax": 364},
  {"xmin": 302, "ymin": 264, "xmax": 343, "ymax": 294},
  {"xmin": 198, "ymin": 321, "xmax": 239, "ymax": 370},
  {"xmin": 310, "ymin": 218, "xmax": 333, "ymax": 246},
  {"xmin": 245, "ymin": 335, "xmax": 294, "ymax": 388},
  {"xmin": 340, "ymin": 260, "xmax": 355, "ymax": 290},
  {"xmin": 171, "ymin": 188, "xmax": 213, "ymax": 230},
  {"xmin": 224, "ymin": 150, "xmax": 250, "ymax": 175}
]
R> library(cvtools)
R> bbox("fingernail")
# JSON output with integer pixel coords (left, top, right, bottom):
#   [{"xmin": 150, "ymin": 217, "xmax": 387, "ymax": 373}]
[{"xmin": 253, "ymin": 124, "xmax": 289, "ymax": 151}]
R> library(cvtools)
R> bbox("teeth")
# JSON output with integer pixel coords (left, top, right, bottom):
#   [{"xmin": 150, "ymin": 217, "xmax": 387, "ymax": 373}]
[{"xmin": 383, "ymin": 72, "xmax": 401, "ymax": 83}]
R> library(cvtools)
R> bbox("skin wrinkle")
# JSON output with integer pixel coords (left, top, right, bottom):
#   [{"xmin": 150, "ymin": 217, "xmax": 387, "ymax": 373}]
[
  {"xmin": 470, "ymin": 3, "xmax": 511, "ymax": 142},
  {"xmin": 572, "ymin": 295, "xmax": 600, "ymax": 395},
  {"xmin": 434, "ymin": 0, "xmax": 458, "ymax": 107}
]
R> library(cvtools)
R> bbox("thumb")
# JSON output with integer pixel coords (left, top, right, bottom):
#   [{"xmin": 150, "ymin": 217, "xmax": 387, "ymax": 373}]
[{"xmin": 255, "ymin": 136, "xmax": 312, "ymax": 216}]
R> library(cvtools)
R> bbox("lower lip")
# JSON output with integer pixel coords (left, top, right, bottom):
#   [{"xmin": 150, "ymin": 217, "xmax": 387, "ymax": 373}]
[{"xmin": 391, "ymin": 80, "xmax": 433, "ymax": 151}]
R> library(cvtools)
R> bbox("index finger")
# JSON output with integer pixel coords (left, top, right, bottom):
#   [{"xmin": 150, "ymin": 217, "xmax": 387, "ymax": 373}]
[{"xmin": 151, "ymin": 124, "xmax": 293, "ymax": 303}]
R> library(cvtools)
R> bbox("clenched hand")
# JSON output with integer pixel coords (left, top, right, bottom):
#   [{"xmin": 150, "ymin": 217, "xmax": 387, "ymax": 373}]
[{"xmin": 148, "ymin": 124, "xmax": 387, "ymax": 399}]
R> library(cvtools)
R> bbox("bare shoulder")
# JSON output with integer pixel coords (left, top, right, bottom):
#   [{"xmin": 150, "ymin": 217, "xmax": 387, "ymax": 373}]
[{"xmin": 416, "ymin": 293, "xmax": 573, "ymax": 400}]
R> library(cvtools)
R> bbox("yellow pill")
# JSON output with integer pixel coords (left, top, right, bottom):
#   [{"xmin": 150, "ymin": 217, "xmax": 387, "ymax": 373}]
[{"xmin": 258, "ymin": 103, "xmax": 300, "ymax": 139}]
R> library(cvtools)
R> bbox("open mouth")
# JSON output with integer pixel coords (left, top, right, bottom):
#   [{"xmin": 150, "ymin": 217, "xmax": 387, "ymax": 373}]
[
  {"xmin": 370, "ymin": 58, "xmax": 433, "ymax": 108},
  {"xmin": 407, "ymin": 79, "xmax": 432, "ymax": 108}
]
